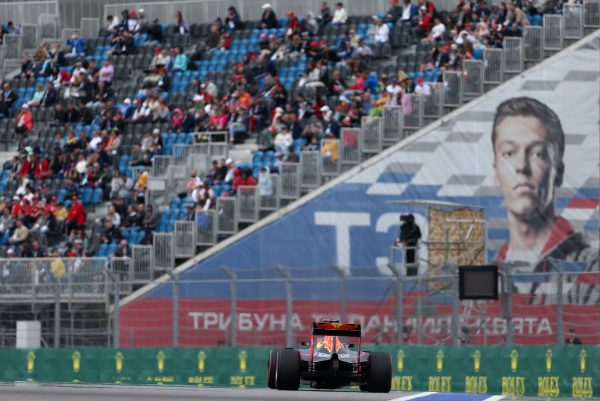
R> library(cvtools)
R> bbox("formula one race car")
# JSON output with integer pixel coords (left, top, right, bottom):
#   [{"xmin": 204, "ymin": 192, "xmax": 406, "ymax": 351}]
[{"xmin": 267, "ymin": 321, "xmax": 392, "ymax": 392}]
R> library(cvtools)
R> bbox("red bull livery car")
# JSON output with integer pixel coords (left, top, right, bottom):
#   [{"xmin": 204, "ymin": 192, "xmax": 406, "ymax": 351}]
[{"xmin": 267, "ymin": 321, "xmax": 392, "ymax": 392}]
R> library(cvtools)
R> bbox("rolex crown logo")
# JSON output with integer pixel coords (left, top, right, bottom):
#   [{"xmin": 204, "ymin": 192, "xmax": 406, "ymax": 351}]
[
  {"xmin": 239, "ymin": 350, "xmax": 247, "ymax": 373},
  {"xmin": 397, "ymin": 350, "xmax": 404, "ymax": 373},
  {"xmin": 115, "ymin": 352, "xmax": 123, "ymax": 374},
  {"xmin": 473, "ymin": 350, "xmax": 481, "ymax": 373},
  {"xmin": 580, "ymin": 349, "xmax": 586, "ymax": 374},
  {"xmin": 436, "ymin": 350, "xmax": 444, "ymax": 372},
  {"xmin": 157, "ymin": 351, "xmax": 165, "ymax": 374},
  {"xmin": 510, "ymin": 349, "xmax": 518, "ymax": 373},
  {"xmin": 26, "ymin": 352, "xmax": 35, "ymax": 374},
  {"xmin": 545, "ymin": 349, "xmax": 552, "ymax": 373},
  {"xmin": 72, "ymin": 351, "xmax": 81, "ymax": 373},
  {"xmin": 198, "ymin": 351, "xmax": 206, "ymax": 373}
]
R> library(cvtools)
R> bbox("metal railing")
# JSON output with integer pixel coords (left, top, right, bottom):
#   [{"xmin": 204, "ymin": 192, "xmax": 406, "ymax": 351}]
[
  {"xmin": 278, "ymin": 162, "xmax": 300, "ymax": 200},
  {"xmin": 543, "ymin": 14, "xmax": 564, "ymax": 51},
  {"xmin": 483, "ymin": 48, "xmax": 504, "ymax": 85},
  {"xmin": 216, "ymin": 197, "xmax": 237, "ymax": 235},
  {"xmin": 563, "ymin": 4, "xmax": 584, "ymax": 39},
  {"xmin": 462, "ymin": 59, "xmax": 484, "ymax": 100},
  {"xmin": 360, "ymin": 116, "xmax": 383, "ymax": 154},
  {"xmin": 153, "ymin": 232, "xmax": 175, "ymax": 269},
  {"xmin": 320, "ymin": 138, "xmax": 341, "ymax": 177},
  {"xmin": 402, "ymin": 95, "xmax": 425, "ymax": 131},
  {"xmin": 502, "ymin": 37, "xmax": 524, "ymax": 74},
  {"xmin": 174, "ymin": 220, "xmax": 197, "ymax": 258},
  {"xmin": 80, "ymin": 17, "xmax": 101, "ymax": 40},
  {"xmin": 0, "ymin": 1, "xmax": 59, "ymax": 26},
  {"xmin": 443, "ymin": 70, "xmax": 463, "ymax": 108},
  {"xmin": 260, "ymin": 173, "xmax": 280, "ymax": 211},
  {"xmin": 381, "ymin": 106, "xmax": 403, "ymax": 145},
  {"xmin": 196, "ymin": 209, "xmax": 217, "ymax": 246},
  {"xmin": 237, "ymin": 185, "xmax": 259, "ymax": 223},
  {"xmin": 340, "ymin": 128, "xmax": 361, "ymax": 169},
  {"xmin": 299, "ymin": 150, "xmax": 321, "ymax": 191}
]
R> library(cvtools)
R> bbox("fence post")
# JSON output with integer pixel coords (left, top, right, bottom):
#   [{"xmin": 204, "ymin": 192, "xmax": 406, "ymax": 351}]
[
  {"xmin": 114, "ymin": 274, "xmax": 120, "ymax": 349},
  {"xmin": 552, "ymin": 259, "xmax": 565, "ymax": 344},
  {"xmin": 54, "ymin": 277, "xmax": 60, "ymax": 348},
  {"xmin": 387, "ymin": 260, "xmax": 404, "ymax": 345},
  {"xmin": 331, "ymin": 265, "xmax": 347, "ymax": 323},
  {"xmin": 451, "ymin": 268, "xmax": 460, "ymax": 345},
  {"xmin": 506, "ymin": 266, "xmax": 513, "ymax": 346},
  {"xmin": 416, "ymin": 276, "xmax": 423, "ymax": 345},
  {"xmin": 223, "ymin": 267, "xmax": 237, "ymax": 347},
  {"xmin": 277, "ymin": 266, "xmax": 293, "ymax": 347},
  {"xmin": 167, "ymin": 270, "xmax": 179, "ymax": 347}
]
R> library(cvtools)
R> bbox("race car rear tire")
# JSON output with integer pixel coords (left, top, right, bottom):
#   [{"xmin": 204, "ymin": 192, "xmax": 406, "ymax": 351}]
[
  {"xmin": 267, "ymin": 349, "xmax": 280, "ymax": 389},
  {"xmin": 275, "ymin": 349, "xmax": 301, "ymax": 390},
  {"xmin": 367, "ymin": 352, "xmax": 392, "ymax": 393}
]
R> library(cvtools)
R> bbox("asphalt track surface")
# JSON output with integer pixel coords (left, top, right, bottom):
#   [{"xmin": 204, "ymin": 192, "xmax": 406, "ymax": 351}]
[{"xmin": 1, "ymin": 384, "xmax": 599, "ymax": 401}]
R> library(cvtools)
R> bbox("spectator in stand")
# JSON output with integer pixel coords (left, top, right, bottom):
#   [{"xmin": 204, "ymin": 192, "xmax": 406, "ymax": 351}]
[
  {"xmin": 66, "ymin": 195, "xmax": 85, "ymax": 232},
  {"xmin": 147, "ymin": 18, "xmax": 164, "ymax": 43},
  {"xmin": 332, "ymin": 2, "xmax": 348, "ymax": 25},
  {"xmin": 260, "ymin": 3, "xmax": 279, "ymax": 29},
  {"xmin": 413, "ymin": 4, "xmax": 433, "ymax": 38},
  {"xmin": 232, "ymin": 169, "xmax": 256, "ymax": 193},
  {"xmin": 402, "ymin": 0, "xmax": 419, "ymax": 23},
  {"xmin": 173, "ymin": 10, "xmax": 190, "ymax": 34},
  {"xmin": 285, "ymin": 11, "xmax": 300, "ymax": 37},
  {"xmin": 385, "ymin": 0, "xmax": 403, "ymax": 23},
  {"xmin": 172, "ymin": 46, "xmax": 189, "ymax": 72},
  {"xmin": 0, "ymin": 82, "xmax": 18, "ymax": 118},
  {"xmin": 66, "ymin": 31, "xmax": 85, "ymax": 60},
  {"xmin": 15, "ymin": 104, "xmax": 33, "ymax": 140},
  {"xmin": 505, "ymin": 1, "xmax": 531, "ymax": 28},
  {"xmin": 225, "ymin": 6, "xmax": 244, "ymax": 31},
  {"xmin": 135, "ymin": 8, "xmax": 148, "ymax": 33},
  {"xmin": 10, "ymin": 219, "xmax": 29, "ymax": 246},
  {"xmin": 257, "ymin": 167, "xmax": 272, "ymax": 197},
  {"xmin": 318, "ymin": 2, "xmax": 333, "ymax": 28},
  {"xmin": 109, "ymin": 30, "xmax": 135, "ymax": 56},
  {"xmin": 114, "ymin": 239, "xmax": 131, "ymax": 257},
  {"xmin": 99, "ymin": 59, "xmax": 115, "ymax": 86},
  {"xmin": 370, "ymin": 15, "xmax": 390, "ymax": 44}
]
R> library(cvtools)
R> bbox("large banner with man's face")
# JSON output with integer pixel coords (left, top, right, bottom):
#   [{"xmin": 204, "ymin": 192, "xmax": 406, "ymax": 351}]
[{"xmin": 120, "ymin": 36, "xmax": 600, "ymax": 347}]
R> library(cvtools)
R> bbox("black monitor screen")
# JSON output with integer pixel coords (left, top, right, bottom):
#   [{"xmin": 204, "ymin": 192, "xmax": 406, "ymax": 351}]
[{"xmin": 459, "ymin": 265, "xmax": 499, "ymax": 300}]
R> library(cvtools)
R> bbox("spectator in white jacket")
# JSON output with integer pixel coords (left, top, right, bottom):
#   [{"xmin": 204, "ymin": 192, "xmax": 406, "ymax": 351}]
[{"xmin": 332, "ymin": 2, "xmax": 348, "ymax": 24}]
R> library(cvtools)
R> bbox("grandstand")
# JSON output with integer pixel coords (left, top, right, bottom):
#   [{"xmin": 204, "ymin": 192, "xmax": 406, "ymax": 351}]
[{"xmin": 0, "ymin": 0, "xmax": 598, "ymax": 347}]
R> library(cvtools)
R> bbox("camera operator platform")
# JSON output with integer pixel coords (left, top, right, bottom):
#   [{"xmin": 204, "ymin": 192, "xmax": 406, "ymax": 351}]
[{"xmin": 387, "ymin": 200, "xmax": 487, "ymax": 277}]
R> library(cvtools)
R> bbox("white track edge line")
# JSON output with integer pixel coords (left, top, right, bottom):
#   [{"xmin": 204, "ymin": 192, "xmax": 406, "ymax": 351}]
[
  {"xmin": 388, "ymin": 391, "xmax": 437, "ymax": 401},
  {"xmin": 482, "ymin": 396, "xmax": 505, "ymax": 401}
]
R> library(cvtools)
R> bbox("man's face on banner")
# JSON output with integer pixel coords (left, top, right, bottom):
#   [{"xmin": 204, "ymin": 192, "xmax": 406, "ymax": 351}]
[{"xmin": 493, "ymin": 116, "xmax": 561, "ymax": 220}]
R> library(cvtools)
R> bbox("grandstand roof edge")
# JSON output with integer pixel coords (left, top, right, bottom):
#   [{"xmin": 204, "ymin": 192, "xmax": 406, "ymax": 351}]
[{"xmin": 117, "ymin": 29, "xmax": 600, "ymax": 309}]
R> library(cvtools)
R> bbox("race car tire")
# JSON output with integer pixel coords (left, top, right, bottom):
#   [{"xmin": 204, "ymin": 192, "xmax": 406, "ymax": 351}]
[
  {"xmin": 367, "ymin": 352, "xmax": 392, "ymax": 393},
  {"xmin": 275, "ymin": 349, "xmax": 301, "ymax": 390},
  {"xmin": 267, "ymin": 349, "xmax": 280, "ymax": 389}
]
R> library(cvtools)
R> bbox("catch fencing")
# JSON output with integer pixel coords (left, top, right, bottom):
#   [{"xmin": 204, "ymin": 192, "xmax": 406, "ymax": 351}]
[{"xmin": 115, "ymin": 259, "xmax": 600, "ymax": 348}]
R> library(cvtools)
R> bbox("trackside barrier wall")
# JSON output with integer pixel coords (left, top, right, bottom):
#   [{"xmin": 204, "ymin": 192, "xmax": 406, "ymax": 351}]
[{"xmin": 0, "ymin": 346, "xmax": 597, "ymax": 397}]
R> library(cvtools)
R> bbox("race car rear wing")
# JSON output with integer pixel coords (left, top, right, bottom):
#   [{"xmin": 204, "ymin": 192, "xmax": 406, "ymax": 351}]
[{"xmin": 312, "ymin": 322, "xmax": 361, "ymax": 337}]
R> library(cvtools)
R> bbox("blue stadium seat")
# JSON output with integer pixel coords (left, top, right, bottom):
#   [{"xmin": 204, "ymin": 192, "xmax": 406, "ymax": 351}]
[{"xmin": 80, "ymin": 187, "xmax": 93, "ymax": 205}]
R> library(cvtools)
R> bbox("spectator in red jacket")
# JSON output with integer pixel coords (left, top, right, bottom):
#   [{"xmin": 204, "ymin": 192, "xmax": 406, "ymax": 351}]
[
  {"xmin": 285, "ymin": 11, "xmax": 300, "ymax": 37},
  {"xmin": 33, "ymin": 155, "xmax": 49, "ymax": 179},
  {"xmin": 15, "ymin": 104, "xmax": 33, "ymax": 139},
  {"xmin": 232, "ymin": 170, "xmax": 257, "ymax": 193},
  {"xmin": 66, "ymin": 195, "xmax": 86, "ymax": 232}
]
